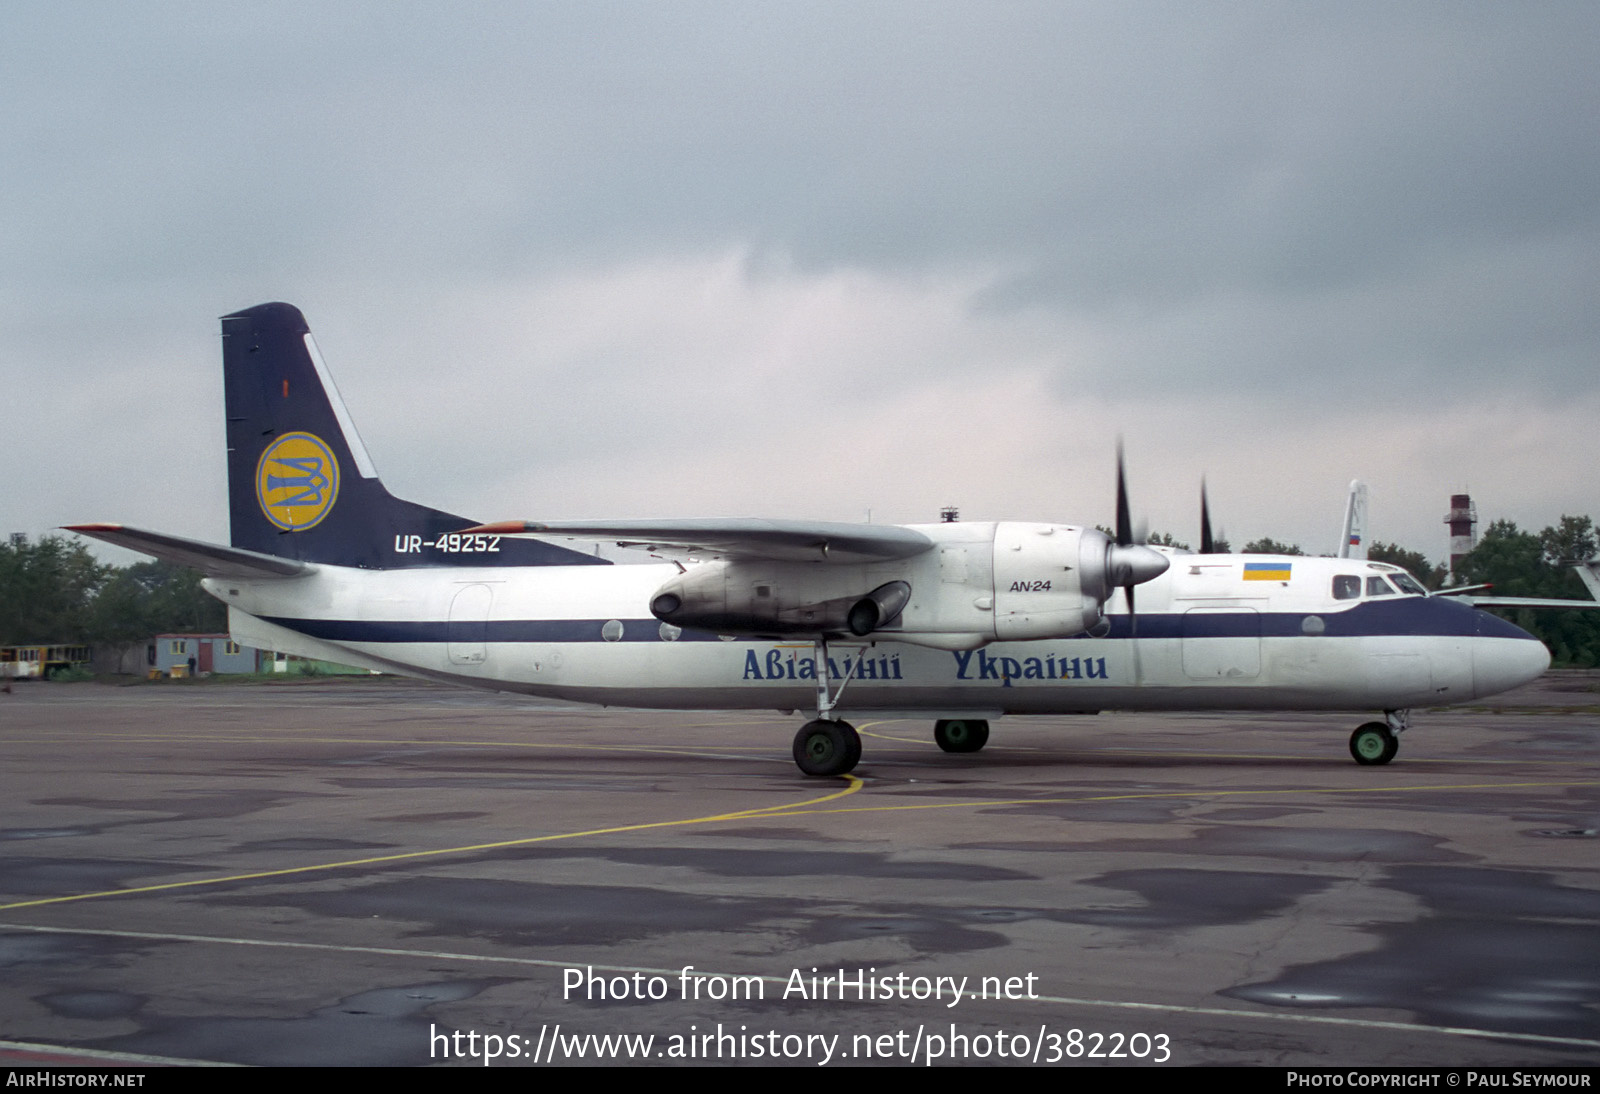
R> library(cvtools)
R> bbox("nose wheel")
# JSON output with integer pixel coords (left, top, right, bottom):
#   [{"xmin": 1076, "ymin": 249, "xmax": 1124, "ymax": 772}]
[{"xmin": 1349, "ymin": 722, "xmax": 1399, "ymax": 765}]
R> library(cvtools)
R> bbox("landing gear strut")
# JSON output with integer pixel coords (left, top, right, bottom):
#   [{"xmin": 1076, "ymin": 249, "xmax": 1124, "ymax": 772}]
[
  {"xmin": 934, "ymin": 718, "xmax": 990, "ymax": 753},
  {"xmin": 791, "ymin": 637, "xmax": 863, "ymax": 777},
  {"xmin": 1349, "ymin": 709, "xmax": 1408, "ymax": 766}
]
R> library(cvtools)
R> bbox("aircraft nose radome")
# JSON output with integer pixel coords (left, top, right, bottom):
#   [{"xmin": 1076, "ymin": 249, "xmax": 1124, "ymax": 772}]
[{"xmin": 1472, "ymin": 635, "xmax": 1551, "ymax": 699}]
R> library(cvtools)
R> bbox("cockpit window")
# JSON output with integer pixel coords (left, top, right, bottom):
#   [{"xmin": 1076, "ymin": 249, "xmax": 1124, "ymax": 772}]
[
  {"xmin": 1332, "ymin": 575, "xmax": 1361, "ymax": 600},
  {"xmin": 1366, "ymin": 576, "xmax": 1396, "ymax": 597},
  {"xmin": 1389, "ymin": 572, "xmax": 1427, "ymax": 596}
]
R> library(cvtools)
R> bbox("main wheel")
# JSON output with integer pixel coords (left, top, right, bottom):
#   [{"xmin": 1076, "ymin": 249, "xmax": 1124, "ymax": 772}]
[
  {"xmin": 1349, "ymin": 722, "xmax": 1399, "ymax": 766},
  {"xmin": 933, "ymin": 718, "xmax": 990, "ymax": 753},
  {"xmin": 793, "ymin": 719, "xmax": 861, "ymax": 776}
]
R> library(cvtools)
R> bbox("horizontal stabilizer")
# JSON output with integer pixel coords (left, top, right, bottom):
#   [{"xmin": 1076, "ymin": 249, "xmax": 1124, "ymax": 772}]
[
  {"xmin": 63, "ymin": 524, "xmax": 312, "ymax": 579},
  {"xmin": 463, "ymin": 518, "xmax": 935, "ymax": 564}
]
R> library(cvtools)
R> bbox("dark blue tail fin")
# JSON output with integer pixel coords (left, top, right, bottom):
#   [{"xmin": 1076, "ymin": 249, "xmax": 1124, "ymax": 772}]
[{"xmin": 222, "ymin": 302, "xmax": 604, "ymax": 569}]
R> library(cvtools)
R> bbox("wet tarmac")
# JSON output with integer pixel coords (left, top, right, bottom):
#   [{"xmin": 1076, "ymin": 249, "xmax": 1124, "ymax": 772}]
[{"xmin": 1, "ymin": 672, "xmax": 1597, "ymax": 1067}]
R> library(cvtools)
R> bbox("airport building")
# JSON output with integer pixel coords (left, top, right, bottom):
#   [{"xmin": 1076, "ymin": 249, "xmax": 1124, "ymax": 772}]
[{"xmin": 149, "ymin": 633, "xmax": 259, "ymax": 677}]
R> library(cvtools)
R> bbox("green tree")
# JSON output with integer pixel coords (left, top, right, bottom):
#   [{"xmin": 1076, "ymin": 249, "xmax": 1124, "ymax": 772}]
[
  {"xmin": 1242, "ymin": 538, "xmax": 1303, "ymax": 555},
  {"xmin": 1457, "ymin": 521, "xmax": 1552, "ymax": 598},
  {"xmin": 1145, "ymin": 531, "xmax": 1189, "ymax": 550},
  {"xmin": 1539, "ymin": 515, "xmax": 1597, "ymax": 568},
  {"xmin": 88, "ymin": 560, "xmax": 225, "ymax": 662},
  {"xmin": 1457, "ymin": 518, "xmax": 1600, "ymax": 666},
  {"xmin": 0, "ymin": 535, "xmax": 108, "ymax": 643},
  {"xmin": 1369, "ymin": 541, "xmax": 1445, "ymax": 589}
]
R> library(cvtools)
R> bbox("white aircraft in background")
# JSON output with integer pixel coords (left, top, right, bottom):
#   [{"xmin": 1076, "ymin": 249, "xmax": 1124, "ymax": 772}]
[
  {"xmin": 1334, "ymin": 480, "xmax": 1600, "ymax": 611},
  {"xmin": 69, "ymin": 304, "xmax": 1551, "ymax": 777}
]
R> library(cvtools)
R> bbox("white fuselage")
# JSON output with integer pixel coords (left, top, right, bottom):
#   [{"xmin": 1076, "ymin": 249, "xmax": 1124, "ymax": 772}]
[{"xmin": 211, "ymin": 544, "xmax": 1550, "ymax": 719}]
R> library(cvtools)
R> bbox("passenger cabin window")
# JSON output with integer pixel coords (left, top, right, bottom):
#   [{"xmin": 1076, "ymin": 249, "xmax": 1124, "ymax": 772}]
[
  {"xmin": 1366, "ymin": 576, "xmax": 1396, "ymax": 597},
  {"xmin": 1332, "ymin": 575, "xmax": 1361, "ymax": 600}
]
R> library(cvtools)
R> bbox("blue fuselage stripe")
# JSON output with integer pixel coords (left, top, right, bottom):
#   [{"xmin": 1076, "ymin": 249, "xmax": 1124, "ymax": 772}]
[{"xmin": 260, "ymin": 599, "xmax": 1534, "ymax": 644}]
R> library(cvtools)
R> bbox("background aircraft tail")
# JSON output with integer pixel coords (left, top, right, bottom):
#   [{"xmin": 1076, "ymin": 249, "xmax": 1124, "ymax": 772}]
[
  {"xmin": 1576, "ymin": 560, "xmax": 1600, "ymax": 601},
  {"xmin": 222, "ymin": 302, "xmax": 604, "ymax": 569},
  {"xmin": 1338, "ymin": 479, "xmax": 1368, "ymax": 560}
]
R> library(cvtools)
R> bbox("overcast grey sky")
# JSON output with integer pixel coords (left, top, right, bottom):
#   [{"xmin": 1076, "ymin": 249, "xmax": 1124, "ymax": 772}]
[{"xmin": 4, "ymin": 2, "xmax": 1596, "ymax": 564}]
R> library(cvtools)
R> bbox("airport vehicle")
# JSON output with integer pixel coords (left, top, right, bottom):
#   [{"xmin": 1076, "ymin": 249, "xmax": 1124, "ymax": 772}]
[
  {"xmin": 68, "ymin": 303, "xmax": 1551, "ymax": 775},
  {"xmin": 0, "ymin": 644, "xmax": 91, "ymax": 680}
]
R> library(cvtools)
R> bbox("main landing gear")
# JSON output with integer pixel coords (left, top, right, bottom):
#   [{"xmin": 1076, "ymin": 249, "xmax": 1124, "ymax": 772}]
[
  {"xmin": 787, "ymin": 638, "xmax": 999, "ymax": 776},
  {"xmin": 791, "ymin": 637, "xmax": 864, "ymax": 777},
  {"xmin": 1349, "ymin": 709, "xmax": 1409, "ymax": 766},
  {"xmin": 934, "ymin": 718, "xmax": 990, "ymax": 753},
  {"xmin": 793, "ymin": 718, "xmax": 861, "ymax": 777}
]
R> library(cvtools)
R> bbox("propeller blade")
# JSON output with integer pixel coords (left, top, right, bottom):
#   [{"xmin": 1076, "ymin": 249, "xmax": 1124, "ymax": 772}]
[
  {"xmin": 1115, "ymin": 440, "xmax": 1132, "ymax": 547},
  {"xmin": 1200, "ymin": 478, "xmax": 1215, "ymax": 555},
  {"xmin": 1110, "ymin": 439, "xmax": 1161, "ymax": 636}
]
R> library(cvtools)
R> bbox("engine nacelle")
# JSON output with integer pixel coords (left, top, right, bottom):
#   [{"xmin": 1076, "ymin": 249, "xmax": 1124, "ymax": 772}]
[
  {"xmin": 989, "ymin": 522, "xmax": 1167, "ymax": 640},
  {"xmin": 991, "ymin": 523, "xmax": 1103, "ymax": 640},
  {"xmin": 645, "ymin": 521, "xmax": 1167, "ymax": 647},
  {"xmin": 650, "ymin": 562, "xmax": 911, "ymax": 638}
]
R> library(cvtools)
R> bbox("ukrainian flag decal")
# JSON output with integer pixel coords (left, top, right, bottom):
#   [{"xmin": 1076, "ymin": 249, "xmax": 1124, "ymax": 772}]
[
  {"xmin": 256, "ymin": 432, "xmax": 340, "ymax": 531},
  {"xmin": 1243, "ymin": 562, "xmax": 1292, "ymax": 581}
]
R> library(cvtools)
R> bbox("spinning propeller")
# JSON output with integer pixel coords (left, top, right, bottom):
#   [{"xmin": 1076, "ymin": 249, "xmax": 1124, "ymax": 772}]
[{"xmin": 1106, "ymin": 442, "xmax": 1168, "ymax": 628}]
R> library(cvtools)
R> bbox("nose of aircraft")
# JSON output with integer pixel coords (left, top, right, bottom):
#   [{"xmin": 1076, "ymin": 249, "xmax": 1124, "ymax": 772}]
[{"xmin": 1471, "ymin": 612, "xmax": 1552, "ymax": 698}]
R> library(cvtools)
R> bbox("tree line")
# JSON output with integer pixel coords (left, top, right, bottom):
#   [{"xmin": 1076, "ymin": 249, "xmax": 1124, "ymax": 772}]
[{"xmin": 1, "ymin": 535, "xmax": 226, "ymax": 660}]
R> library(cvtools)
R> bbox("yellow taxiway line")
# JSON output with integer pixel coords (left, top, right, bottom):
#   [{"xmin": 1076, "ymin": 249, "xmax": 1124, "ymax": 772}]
[{"xmin": 0, "ymin": 776, "xmax": 864, "ymax": 912}]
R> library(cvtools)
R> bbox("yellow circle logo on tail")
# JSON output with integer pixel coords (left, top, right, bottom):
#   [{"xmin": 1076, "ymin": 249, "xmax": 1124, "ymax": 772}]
[{"xmin": 256, "ymin": 432, "xmax": 340, "ymax": 531}]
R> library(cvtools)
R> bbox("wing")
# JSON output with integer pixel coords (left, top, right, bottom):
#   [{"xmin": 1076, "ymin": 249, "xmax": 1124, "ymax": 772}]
[
  {"xmin": 1434, "ymin": 563, "xmax": 1600, "ymax": 610},
  {"xmin": 1453, "ymin": 596, "xmax": 1600, "ymax": 610},
  {"xmin": 462, "ymin": 518, "xmax": 934, "ymax": 564},
  {"xmin": 64, "ymin": 524, "xmax": 312, "ymax": 579}
]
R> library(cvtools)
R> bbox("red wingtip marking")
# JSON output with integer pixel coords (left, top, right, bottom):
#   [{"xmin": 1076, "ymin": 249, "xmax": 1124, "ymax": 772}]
[{"xmin": 459, "ymin": 521, "xmax": 528, "ymax": 534}]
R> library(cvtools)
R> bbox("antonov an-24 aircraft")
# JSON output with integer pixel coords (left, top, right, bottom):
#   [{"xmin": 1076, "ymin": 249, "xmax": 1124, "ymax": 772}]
[{"xmin": 70, "ymin": 303, "xmax": 1552, "ymax": 777}]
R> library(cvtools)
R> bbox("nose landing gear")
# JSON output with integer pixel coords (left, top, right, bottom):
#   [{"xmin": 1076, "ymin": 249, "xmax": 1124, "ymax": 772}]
[{"xmin": 1349, "ymin": 709, "xmax": 1408, "ymax": 765}]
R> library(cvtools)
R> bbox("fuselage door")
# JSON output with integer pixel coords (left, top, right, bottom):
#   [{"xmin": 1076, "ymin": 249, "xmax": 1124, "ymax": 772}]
[
  {"xmin": 447, "ymin": 583, "xmax": 493, "ymax": 666},
  {"xmin": 1181, "ymin": 607, "xmax": 1262, "ymax": 680}
]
